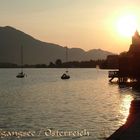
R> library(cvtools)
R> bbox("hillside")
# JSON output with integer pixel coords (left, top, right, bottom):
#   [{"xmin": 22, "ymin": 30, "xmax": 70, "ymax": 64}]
[{"xmin": 0, "ymin": 26, "xmax": 114, "ymax": 65}]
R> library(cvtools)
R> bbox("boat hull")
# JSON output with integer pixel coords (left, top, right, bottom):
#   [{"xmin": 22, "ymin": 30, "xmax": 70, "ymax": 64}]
[{"xmin": 61, "ymin": 75, "xmax": 70, "ymax": 80}]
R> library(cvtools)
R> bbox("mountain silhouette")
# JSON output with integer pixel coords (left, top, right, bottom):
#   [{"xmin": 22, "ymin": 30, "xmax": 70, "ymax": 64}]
[{"xmin": 0, "ymin": 26, "xmax": 113, "ymax": 65}]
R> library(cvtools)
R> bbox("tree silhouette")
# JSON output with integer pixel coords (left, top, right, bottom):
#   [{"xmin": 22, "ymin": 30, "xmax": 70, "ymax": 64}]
[{"xmin": 55, "ymin": 59, "xmax": 62, "ymax": 67}]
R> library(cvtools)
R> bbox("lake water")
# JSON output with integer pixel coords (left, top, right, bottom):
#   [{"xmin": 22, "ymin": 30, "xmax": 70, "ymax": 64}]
[{"xmin": 0, "ymin": 68, "xmax": 139, "ymax": 140}]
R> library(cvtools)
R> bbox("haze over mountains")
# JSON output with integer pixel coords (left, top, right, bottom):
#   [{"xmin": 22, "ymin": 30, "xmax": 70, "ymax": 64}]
[{"xmin": 0, "ymin": 26, "xmax": 113, "ymax": 65}]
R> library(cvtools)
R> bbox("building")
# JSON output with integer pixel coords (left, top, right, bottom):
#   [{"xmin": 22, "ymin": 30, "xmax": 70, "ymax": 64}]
[
  {"xmin": 107, "ymin": 55, "xmax": 119, "ymax": 69},
  {"xmin": 109, "ymin": 30, "xmax": 140, "ymax": 87}
]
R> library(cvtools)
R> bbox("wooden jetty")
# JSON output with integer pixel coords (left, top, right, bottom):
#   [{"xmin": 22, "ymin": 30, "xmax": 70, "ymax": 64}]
[{"xmin": 108, "ymin": 71, "xmax": 119, "ymax": 82}]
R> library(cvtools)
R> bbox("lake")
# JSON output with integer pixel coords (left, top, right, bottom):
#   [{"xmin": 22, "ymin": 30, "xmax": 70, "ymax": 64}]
[{"xmin": 0, "ymin": 68, "xmax": 139, "ymax": 140}]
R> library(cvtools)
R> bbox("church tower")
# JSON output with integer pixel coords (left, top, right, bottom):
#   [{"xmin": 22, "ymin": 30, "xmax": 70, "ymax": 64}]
[{"xmin": 129, "ymin": 30, "xmax": 140, "ymax": 53}]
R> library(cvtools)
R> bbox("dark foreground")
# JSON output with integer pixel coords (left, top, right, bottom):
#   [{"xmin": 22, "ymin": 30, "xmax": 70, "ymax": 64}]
[{"xmin": 107, "ymin": 100, "xmax": 140, "ymax": 140}]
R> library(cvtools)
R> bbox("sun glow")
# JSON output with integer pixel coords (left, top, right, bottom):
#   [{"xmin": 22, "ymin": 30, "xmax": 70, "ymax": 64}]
[
  {"xmin": 117, "ymin": 15, "xmax": 137, "ymax": 37},
  {"xmin": 120, "ymin": 95, "xmax": 133, "ymax": 124}
]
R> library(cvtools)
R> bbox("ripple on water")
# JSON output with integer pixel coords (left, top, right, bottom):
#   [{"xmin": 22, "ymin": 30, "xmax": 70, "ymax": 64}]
[{"xmin": 0, "ymin": 68, "xmax": 137, "ymax": 139}]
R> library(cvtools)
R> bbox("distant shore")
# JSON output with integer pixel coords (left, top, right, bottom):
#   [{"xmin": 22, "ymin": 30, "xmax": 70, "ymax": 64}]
[{"xmin": 0, "ymin": 58, "xmax": 118, "ymax": 69}]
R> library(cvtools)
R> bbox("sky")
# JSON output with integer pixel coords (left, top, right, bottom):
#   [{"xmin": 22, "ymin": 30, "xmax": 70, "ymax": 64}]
[{"xmin": 1, "ymin": 0, "xmax": 140, "ymax": 53}]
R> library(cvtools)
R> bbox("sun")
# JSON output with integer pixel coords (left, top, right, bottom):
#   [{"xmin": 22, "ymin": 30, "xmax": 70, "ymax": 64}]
[{"xmin": 117, "ymin": 15, "xmax": 137, "ymax": 37}]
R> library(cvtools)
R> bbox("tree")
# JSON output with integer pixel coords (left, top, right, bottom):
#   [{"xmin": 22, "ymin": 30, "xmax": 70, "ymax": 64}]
[
  {"xmin": 55, "ymin": 59, "xmax": 62, "ymax": 66},
  {"xmin": 48, "ymin": 62, "xmax": 55, "ymax": 68},
  {"xmin": 120, "ymin": 51, "xmax": 127, "ymax": 56}
]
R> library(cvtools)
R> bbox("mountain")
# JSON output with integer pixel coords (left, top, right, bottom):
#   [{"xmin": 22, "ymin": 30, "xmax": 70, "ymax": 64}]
[{"xmin": 0, "ymin": 26, "xmax": 114, "ymax": 65}]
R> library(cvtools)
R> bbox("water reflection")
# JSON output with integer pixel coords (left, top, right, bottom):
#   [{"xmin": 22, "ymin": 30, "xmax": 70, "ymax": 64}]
[
  {"xmin": 119, "ymin": 94, "xmax": 134, "ymax": 124},
  {"xmin": 1, "ymin": 69, "xmax": 140, "ymax": 140}
]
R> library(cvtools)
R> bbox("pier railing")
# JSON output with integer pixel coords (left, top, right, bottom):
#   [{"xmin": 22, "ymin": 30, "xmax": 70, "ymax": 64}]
[{"xmin": 108, "ymin": 71, "xmax": 119, "ymax": 78}]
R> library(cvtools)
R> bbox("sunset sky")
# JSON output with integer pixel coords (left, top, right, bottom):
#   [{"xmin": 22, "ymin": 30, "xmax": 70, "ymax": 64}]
[{"xmin": 1, "ymin": 0, "xmax": 140, "ymax": 53}]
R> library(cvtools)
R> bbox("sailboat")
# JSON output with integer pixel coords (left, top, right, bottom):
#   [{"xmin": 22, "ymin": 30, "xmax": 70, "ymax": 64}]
[
  {"xmin": 61, "ymin": 46, "xmax": 70, "ymax": 80},
  {"xmin": 16, "ymin": 45, "xmax": 26, "ymax": 78}
]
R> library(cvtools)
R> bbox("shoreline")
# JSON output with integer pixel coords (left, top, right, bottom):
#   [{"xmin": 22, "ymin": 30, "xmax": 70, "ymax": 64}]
[{"xmin": 107, "ymin": 100, "xmax": 140, "ymax": 140}]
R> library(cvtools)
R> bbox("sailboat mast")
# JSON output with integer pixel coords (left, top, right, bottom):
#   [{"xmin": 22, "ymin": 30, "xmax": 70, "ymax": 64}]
[
  {"xmin": 66, "ymin": 46, "xmax": 68, "ymax": 63},
  {"xmin": 65, "ymin": 46, "xmax": 68, "ymax": 72},
  {"xmin": 21, "ymin": 45, "xmax": 23, "ymax": 72}
]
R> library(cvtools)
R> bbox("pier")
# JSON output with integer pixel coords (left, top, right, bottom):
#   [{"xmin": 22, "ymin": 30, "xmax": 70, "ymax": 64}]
[{"xmin": 108, "ymin": 71, "xmax": 119, "ymax": 82}]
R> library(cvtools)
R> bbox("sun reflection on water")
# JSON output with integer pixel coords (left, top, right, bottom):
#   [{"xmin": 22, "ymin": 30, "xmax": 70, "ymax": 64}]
[{"xmin": 120, "ymin": 94, "xmax": 134, "ymax": 124}]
